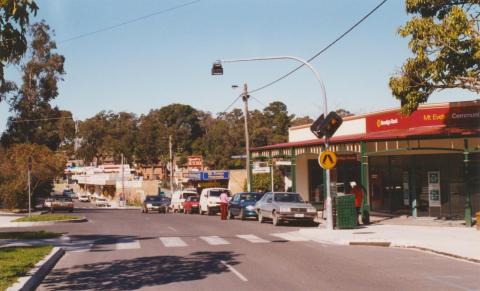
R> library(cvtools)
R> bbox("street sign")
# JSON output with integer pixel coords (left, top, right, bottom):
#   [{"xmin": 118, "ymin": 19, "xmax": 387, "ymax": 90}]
[{"xmin": 319, "ymin": 150, "xmax": 337, "ymax": 169}]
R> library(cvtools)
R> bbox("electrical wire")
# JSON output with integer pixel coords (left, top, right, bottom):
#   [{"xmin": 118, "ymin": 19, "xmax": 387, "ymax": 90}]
[
  {"xmin": 249, "ymin": 0, "xmax": 389, "ymax": 95},
  {"xmin": 59, "ymin": 0, "xmax": 201, "ymax": 44},
  {"xmin": 8, "ymin": 116, "xmax": 73, "ymax": 123}
]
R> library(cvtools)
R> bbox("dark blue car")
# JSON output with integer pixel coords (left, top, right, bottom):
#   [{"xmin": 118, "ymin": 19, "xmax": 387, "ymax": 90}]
[{"xmin": 228, "ymin": 192, "xmax": 264, "ymax": 220}]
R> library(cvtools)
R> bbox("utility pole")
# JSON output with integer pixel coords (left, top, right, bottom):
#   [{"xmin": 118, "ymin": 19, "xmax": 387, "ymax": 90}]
[
  {"xmin": 169, "ymin": 135, "xmax": 174, "ymax": 196},
  {"xmin": 121, "ymin": 153, "xmax": 125, "ymax": 207},
  {"xmin": 242, "ymin": 83, "xmax": 252, "ymax": 192},
  {"xmin": 27, "ymin": 156, "xmax": 32, "ymax": 217},
  {"xmin": 271, "ymin": 161, "xmax": 274, "ymax": 192}
]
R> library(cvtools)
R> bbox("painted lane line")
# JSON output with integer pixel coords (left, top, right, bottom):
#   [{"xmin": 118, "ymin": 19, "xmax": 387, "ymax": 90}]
[
  {"xmin": 220, "ymin": 260, "xmax": 248, "ymax": 282},
  {"xmin": 168, "ymin": 226, "xmax": 177, "ymax": 232},
  {"xmin": 237, "ymin": 234, "xmax": 269, "ymax": 243},
  {"xmin": 200, "ymin": 236, "xmax": 230, "ymax": 245},
  {"xmin": 69, "ymin": 243, "xmax": 94, "ymax": 253},
  {"xmin": 270, "ymin": 232, "xmax": 309, "ymax": 242},
  {"xmin": 116, "ymin": 239, "xmax": 141, "ymax": 250},
  {"xmin": 159, "ymin": 237, "xmax": 187, "ymax": 247}
]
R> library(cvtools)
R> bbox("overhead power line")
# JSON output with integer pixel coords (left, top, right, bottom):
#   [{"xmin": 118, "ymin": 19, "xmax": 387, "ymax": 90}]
[
  {"xmin": 8, "ymin": 116, "xmax": 74, "ymax": 123},
  {"xmin": 249, "ymin": 0, "xmax": 389, "ymax": 95},
  {"xmin": 59, "ymin": 0, "xmax": 201, "ymax": 44}
]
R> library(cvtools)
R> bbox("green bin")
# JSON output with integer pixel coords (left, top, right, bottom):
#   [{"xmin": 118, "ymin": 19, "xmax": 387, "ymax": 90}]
[{"xmin": 335, "ymin": 194, "xmax": 357, "ymax": 229}]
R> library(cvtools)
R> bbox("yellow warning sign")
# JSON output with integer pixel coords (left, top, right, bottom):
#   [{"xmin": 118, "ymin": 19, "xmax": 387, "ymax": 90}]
[{"xmin": 319, "ymin": 150, "xmax": 337, "ymax": 170}]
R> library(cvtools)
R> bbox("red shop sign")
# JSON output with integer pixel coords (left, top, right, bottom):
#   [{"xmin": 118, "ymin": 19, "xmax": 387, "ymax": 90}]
[{"xmin": 366, "ymin": 104, "xmax": 480, "ymax": 133}]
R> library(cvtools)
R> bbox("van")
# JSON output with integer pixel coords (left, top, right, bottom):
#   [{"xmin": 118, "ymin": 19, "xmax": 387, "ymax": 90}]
[
  {"xmin": 199, "ymin": 188, "xmax": 231, "ymax": 215},
  {"xmin": 170, "ymin": 190, "xmax": 198, "ymax": 213}
]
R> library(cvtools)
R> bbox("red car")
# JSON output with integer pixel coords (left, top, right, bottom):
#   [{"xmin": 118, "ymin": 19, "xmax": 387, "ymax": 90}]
[{"xmin": 183, "ymin": 195, "xmax": 200, "ymax": 214}]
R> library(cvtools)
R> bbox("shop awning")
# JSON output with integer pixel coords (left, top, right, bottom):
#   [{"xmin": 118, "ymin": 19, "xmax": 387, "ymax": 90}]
[{"xmin": 251, "ymin": 125, "xmax": 480, "ymax": 151}]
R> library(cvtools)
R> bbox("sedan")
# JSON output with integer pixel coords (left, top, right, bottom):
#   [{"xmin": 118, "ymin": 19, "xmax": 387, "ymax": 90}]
[
  {"xmin": 142, "ymin": 195, "xmax": 170, "ymax": 213},
  {"xmin": 255, "ymin": 192, "xmax": 317, "ymax": 226},
  {"xmin": 183, "ymin": 195, "xmax": 200, "ymax": 214},
  {"xmin": 50, "ymin": 196, "xmax": 74, "ymax": 213},
  {"xmin": 95, "ymin": 197, "xmax": 110, "ymax": 207},
  {"xmin": 228, "ymin": 192, "xmax": 264, "ymax": 220}
]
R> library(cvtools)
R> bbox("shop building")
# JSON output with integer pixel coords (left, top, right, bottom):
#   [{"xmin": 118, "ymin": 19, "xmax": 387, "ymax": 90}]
[{"xmin": 250, "ymin": 100, "xmax": 479, "ymax": 219}]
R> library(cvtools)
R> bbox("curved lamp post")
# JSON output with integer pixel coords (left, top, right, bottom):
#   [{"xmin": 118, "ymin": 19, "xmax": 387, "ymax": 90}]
[{"xmin": 212, "ymin": 56, "xmax": 333, "ymax": 230}]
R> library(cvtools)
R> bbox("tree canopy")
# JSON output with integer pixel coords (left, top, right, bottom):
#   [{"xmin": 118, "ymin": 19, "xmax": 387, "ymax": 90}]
[
  {"xmin": 390, "ymin": 0, "xmax": 480, "ymax": 114},
  {"xmin": 0, "ymin": 0, "xmax": 38, "ymax": 102}
]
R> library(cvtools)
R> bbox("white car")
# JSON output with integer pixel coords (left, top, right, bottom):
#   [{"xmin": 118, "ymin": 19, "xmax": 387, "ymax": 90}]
[
  {"xmin": 79, "ymin": 194, "xmax": 90, "ymax": 202},
  {"xmin": 95, "ymin": 197, "xmax": 109, "ymax": 207},
  {"xmin": 170, "ymin": 191, "xmax": 198, "ymax": 213},
  {"xmin": 199, "ymin": 188, "xmax": 231, "ymax": 215}
]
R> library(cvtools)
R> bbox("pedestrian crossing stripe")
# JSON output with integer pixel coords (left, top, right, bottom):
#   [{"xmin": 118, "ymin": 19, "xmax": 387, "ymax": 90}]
[
  {"xmin": 200, "ymin": 236, "xmax": 230, "ymax": 245},
  {"xmin": 58, "ymin": 233, "xmax": 311, "ymax": 252}
]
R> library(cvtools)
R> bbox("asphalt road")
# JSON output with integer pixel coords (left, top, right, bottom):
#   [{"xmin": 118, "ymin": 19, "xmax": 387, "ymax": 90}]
[{"xmin": 10, "ymin": 201, "xmax": 479, "ymax": 291}]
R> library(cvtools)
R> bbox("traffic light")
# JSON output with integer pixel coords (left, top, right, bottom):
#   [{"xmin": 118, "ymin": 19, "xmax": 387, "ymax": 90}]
[{"xmin": 310, "ymin": 111, "xmax": 343, "ymax": 139}]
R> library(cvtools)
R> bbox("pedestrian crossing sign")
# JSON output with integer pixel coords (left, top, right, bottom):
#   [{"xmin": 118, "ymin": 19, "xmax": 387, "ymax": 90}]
[{"xmin": 319, "ymin": 150, "xmax": 337, "ymax": 170}]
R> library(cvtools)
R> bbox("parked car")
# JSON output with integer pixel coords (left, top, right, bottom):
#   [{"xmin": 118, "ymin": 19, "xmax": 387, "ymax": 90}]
[
  {"xmin": 183, "ymin": 195, "xmax": 200, "ymax": 214},
  {"xmin": 170, "ymin": 190, "xmax": 198, "ymax": 213},
  {"xmin": 43, "ymin": 197, "xmax": 54, "ymax": 208},
  {"xmin": 79, "ymin": 193, "xmax": 90, "ymax": 202},
  {"xmin": 255, "ymin": 192, "xmax": 317, "ymax": 226},
  {"xmin": 228, "ymin": 192, "xmax": 264, "ymax": 220},
  {"xmin": 142, "ymin": 195, "xmax": 170, "ymax": 213},
  {"xmin": 63, "ymin": 189, "xmax": 77, "ymax": 199},
  {"xmin": 95, "ymin": 197, "xmax": 110, "ymax": 207},
  {"xmin": 199, "ymin": 188, "xmax": 231, "ymax": 215},
  {"xmin": 50, "ymin": 196, "xmax": 74, "ymax": 213}
]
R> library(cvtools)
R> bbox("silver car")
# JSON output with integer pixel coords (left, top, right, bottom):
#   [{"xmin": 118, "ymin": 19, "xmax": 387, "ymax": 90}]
[{"xmin": 255, "ymin": 192, "xmax": 317, "ymax": 226}]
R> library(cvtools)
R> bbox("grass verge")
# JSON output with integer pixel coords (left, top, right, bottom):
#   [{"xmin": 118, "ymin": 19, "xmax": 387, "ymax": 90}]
[
  {"xmin": 13, "ymin": 214, "xmax": 81, "ymax": 222},
  {"xmin": 0, "ymin": 231, "xmax": 62, "ymax": 240},
  {"xmin": 0, "ymin": 245, "xmax": 53, "ymax": 291}
]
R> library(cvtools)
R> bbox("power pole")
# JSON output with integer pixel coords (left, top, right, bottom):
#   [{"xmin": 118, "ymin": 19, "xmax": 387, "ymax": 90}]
[
  {"xmin": 169, "ymin": 135, "xmax": 174, "ymax": 196},
  {"xmin": 242, "ymin": 83, "xmax": 252, "ymax": 192},
  {"xmin": 121, "ymin": 153, "xmax": 125, "ymax": 207},
  {"xmin": 27, "ymin": 156, "xmax": 32, "ymax": 217}
]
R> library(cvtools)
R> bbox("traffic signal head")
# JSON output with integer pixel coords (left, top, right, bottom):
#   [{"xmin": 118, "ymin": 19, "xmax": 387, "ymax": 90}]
[{"xmin": 310, "ymin": 111, "xmax": 343, "ymax": 139}]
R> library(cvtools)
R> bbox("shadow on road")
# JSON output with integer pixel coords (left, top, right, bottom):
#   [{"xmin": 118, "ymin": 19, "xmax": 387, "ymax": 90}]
[{"xmin": 42, "ymin": 251, "xmax": 241, "ymax": 290}]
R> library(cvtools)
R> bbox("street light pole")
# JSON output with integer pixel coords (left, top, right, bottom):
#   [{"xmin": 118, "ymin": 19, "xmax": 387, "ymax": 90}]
[
  {"xmin": 242, "ymin": 83, "xmax": 252, "ymax": 192},
  {"xmin": 212, "ymin": 55, "xmax": 333, "ymax": 230},
  {"xmin": 169, "ymin": 135, "xmax": 174, "ymax": 196}
]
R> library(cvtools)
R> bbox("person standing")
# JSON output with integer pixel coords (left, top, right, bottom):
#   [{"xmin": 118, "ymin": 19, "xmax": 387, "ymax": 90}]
[
  {"xmin": 219, "ymin": 191, "xmax": 229, "ymax": 220},
  {"xmin": 351, "ymin": 181, "xmax": 364, "ymax": 225}
]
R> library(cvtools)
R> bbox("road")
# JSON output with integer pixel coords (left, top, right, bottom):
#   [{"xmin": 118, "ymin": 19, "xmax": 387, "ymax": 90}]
[{"xmin": 11, "ymin": 201, "xmax": 478, "ymax": 290}]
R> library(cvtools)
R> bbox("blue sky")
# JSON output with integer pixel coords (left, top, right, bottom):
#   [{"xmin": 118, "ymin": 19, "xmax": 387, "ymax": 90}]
[{"xmin": 0, "ymin": 0, "xmax": 477, "ymax": 133}]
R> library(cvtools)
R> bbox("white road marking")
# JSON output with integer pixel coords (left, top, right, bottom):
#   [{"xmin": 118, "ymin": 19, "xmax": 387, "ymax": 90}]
[
  {"xmin": 168, "ymin": 226, "xmax": 177, "ymax": 232},
  {"xmin": 115, "ymin": 239, "xmax": 141, "ymax": 250},
  {"xmin": 200, "ymin": 236, "xmax": 230, "ymax": 245},
  {"xmin": 237, "ymin": 234, "xmax": 269, "ymax": 243},
  {"xmin": 220, "ymin": 260, "xmax": 248, "ymax": 282},
  {"xmin": 270, "ymin": 232, "xmax": 309, "ymax": 242},
  {"xmin": 69, "ymin": 243, "xmax": 93, "ymax": 253},
  {"xmin": 159, "ymin": 237, "xmax": 187, "ymax": 247}
]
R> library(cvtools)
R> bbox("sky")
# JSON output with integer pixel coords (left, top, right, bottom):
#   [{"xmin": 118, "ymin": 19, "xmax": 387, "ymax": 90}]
[{"xmin": 0, "ymin": 0, "xmax": 478, "ymax": 133}]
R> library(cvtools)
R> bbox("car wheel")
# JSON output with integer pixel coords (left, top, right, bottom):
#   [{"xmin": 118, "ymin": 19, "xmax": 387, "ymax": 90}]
[
  {"xmin": 207, "ymin": 207, "xmax": 212, "ymax": 216},
  {"xmin": 145, "ymin": 209, "xmax": 149, "ymax": 214},
  {"xmin": 258, "ymin": 210, "xmax": 264, "ymax": 223},
  {"xmin": 228, "ymin": 209, "xmax": 234, "ymax": 220},
  {"xmin": 240, "ymin": 208, "xmax": 246, "ymax": 221},
  {"xmin": 272, "ymin": 212, "xmax": 281, "ymax": 226}
]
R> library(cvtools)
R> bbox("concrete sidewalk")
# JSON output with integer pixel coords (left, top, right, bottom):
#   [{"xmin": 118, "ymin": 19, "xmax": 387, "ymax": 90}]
[{"xmin": 296, "ymin": 224, "xmax": 480, "ymax": 263}]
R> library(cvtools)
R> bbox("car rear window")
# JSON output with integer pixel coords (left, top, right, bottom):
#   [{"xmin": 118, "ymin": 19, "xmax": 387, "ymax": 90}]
[
  {"xmin": 188, "ymin": 196, "xmax": 199, "ymax": 202},
  {"xmin": 182, "ymin": 192, "xmax": 197, "ymax": 199},
  {"xmin": 209, "ymin": 190, "xmax": 230, "ymax": 197}
]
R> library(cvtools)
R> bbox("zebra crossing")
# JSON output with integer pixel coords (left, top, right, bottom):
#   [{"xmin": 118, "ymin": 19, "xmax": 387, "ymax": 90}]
[{"xmin": 63, "ymin": 232, "xmax": 309, "ymax": 253}]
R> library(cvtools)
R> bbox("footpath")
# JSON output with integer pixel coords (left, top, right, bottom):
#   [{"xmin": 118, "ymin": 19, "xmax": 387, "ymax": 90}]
[{"xmin": 303, "ymin": 213, "xmax": 480, "ymax": 263}]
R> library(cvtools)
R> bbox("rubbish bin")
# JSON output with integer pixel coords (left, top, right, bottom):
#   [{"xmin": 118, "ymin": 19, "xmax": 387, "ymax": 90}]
[{"xmin": 335, "ymin": 194, "xmax": 357, "ymax": 229}]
